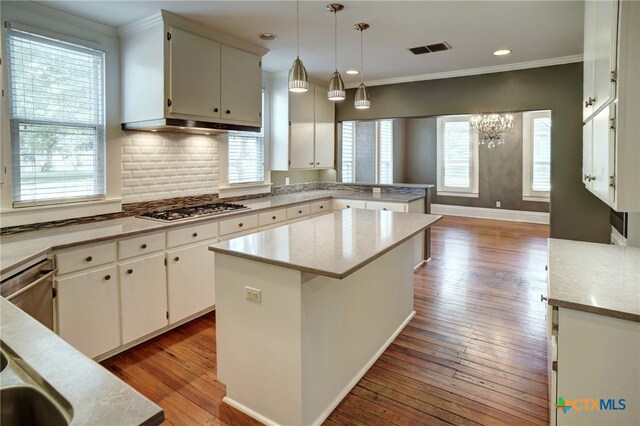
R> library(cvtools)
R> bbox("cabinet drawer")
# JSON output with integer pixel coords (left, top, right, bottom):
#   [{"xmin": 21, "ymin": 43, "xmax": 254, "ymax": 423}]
[
  {"xmin": 286, "ymin": 204, "xmax": 310, "ymax": 221},
  {"xmin": 167, "ymin": 222, "xmax": 218, "ymax": 248},
  {"xmin": 219, "ymin": 214, "xmax": 258, "ymax": 236},
  {"xmin": 310, "ymin": 200, "xmax": 331, "ymax": 215},
  {"xmin": 56, "ymin": 242, "xmax": 116, "ymax": 276},
  {"xmin": 259, "ymin": 209, "xmax": 287, "ymax": 227},
  {"xmin": 332, "ymin": 199, "xmax": 366, "ymax": 210},
  {"xmin": 118, "ymin": 232, "xmax": 165, "ymax": 260},
  {"xmin": 366, "ymin": 201, "xmax": 407, "ymax": 212}
]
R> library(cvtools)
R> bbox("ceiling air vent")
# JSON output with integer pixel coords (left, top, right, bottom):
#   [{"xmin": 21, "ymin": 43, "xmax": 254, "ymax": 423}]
[{"xmin": 409, "ymin": 41, "xmax": 452, "ymax": 55}]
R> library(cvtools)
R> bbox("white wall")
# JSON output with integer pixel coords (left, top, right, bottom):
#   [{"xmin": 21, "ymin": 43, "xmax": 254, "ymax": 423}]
[{"xmin": 121, "ymin": 132, "xmax": 220, "ymax": 203}]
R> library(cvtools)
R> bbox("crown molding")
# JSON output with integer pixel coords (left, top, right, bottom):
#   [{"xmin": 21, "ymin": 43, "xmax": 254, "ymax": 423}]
[
  {"xmin": 6, "ymin": 1, "xmax": 118, "ymax": 36},
  {"xmin": 345, "ymin": 54, "xmax": 584, "ymax": 89}
]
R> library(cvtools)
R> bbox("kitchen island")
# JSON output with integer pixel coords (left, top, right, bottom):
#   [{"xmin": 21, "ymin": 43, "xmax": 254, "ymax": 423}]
[{"xmin": 209, "ymin": 209, "xmax": 441, "ymax": 426}]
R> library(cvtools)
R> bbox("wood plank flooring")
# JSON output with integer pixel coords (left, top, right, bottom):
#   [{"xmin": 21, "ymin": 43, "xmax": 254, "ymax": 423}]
[{"xmin": 102, "ymin": 215, "xmax": 550, "ymax": 425}]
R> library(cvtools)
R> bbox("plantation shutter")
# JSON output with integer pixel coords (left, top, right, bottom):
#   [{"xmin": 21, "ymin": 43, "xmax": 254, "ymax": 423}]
[
  {"xmin": 6, "ymin": 26, "xmax": 106, "ymax": 206},
  {"xmin": 443, "ymin": 120, "xmax": 472, "ymax": 189},
  {"xmin": 532, "ymin": 116, "xmax": 551, "ymax": 192},
  {"xmin": 341, "ymin": 121, "xmax": 355, "ymax": 183},
  {"xmin": 378, "ymin": 120, "xmax": 393, "ymax": 184}
]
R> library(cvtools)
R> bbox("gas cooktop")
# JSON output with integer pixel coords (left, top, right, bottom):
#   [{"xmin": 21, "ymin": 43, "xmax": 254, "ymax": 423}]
[{"xmin": 140, "ymin": 202, "xmax": 250, "ymax": 222}]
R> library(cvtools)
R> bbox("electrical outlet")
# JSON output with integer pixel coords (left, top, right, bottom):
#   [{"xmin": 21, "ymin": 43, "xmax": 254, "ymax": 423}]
[
  {"xmin": 372, "ymin": 187, "xmax": 381, "ymax": 195},
  {"xmin": 285, "ymin": 177, "xmax": 290, "ymax": 185},
  {"xmin": 496, "ymin": 201, "xmax": 501, "ymax": 208},
  {"xmin": 245, "ymin": 286, "xmax": 262, "ymax": 302}
]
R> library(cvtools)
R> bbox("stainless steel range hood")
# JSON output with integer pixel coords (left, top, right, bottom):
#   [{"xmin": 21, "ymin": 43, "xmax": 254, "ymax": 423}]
[{"xmin": 121, "ymin": 118, "xmax": 261, "ymax": 135}]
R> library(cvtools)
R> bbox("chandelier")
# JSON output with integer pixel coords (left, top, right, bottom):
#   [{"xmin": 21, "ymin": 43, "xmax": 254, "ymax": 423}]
[{"xmin": 470, "ymin": 114, "xmax": 514, "ymax": 148}]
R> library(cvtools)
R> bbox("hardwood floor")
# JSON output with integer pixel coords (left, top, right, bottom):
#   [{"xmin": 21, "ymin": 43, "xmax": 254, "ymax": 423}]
[{"xmin": 102, "ymin": 215, "xmax": 551, "ymax": 425}]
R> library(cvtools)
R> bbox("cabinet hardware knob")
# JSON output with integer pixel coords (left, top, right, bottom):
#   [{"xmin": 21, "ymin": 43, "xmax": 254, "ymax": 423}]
[
  {"xmin": 192, "ymin": 232, "xmax": 198, "ymax": 237},
  {"xmin": 238, "ymin": 223, "xmax": 243, "ymax": 227},
  {"xmin": 272, "ymin": 216, "xmax": 277, "ymax": 220},
  {"xmin": 320, "ymin": 205, "xmax": 324, "ymax": 209},
  {"xmin": 225, "ymin": 110, "xmax": 231, "ymax": 114},
  {"xmin": 104, "ymin": 275, "xmax": 111, "ymax": 281},
  {"xmin": 298, "ymin": 210, "xmax": 302, "ymax": 214},
  {"xmin": 383, "ymin": 208, "xmax": 388, "ymax": 211},
  {"xmin": 214, "ymin": 107, "xmax": 219, "ymax": 112},
  {"xmin": 127, "ymin": 269, "xmax": 133, "ymax": 275},
  {"xmin": 545, "ymin": 265, "xmax": 548, "ymax": 271},
  {"xmin": 316, "ymin": 162, "xmax": 320, "ymax": 165},
  {"xmin": 346, "ymin": 205, "xmax": 351, "ymax": 208},
  {"xmin": 174, "ymin": 257, "xmax": 180, "ymax": 262},
  {"xmin": 309, "ymin": 162, "xmax": 314, "ymax": 165},
  {"xmin": 584, "ymin": 173, "xmax": 589, "ymax": 181},
  {"xmin": 85, "ymin": 256, "xmax": 93, "ymax": 262},
  {"xmin": 540, "ymin": 294, "xmax": 548, "ymax": 302},
  {"xmin": 141, "ymin": 244, "xmax": 147, "ymax": 249}
]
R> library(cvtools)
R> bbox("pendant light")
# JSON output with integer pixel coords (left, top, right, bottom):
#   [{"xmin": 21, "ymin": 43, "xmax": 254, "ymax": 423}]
[
  {"xmin": 326, "ymin": 3, "xmax": 345, "ymax": 101},
  {"xmin": 288, "ymin": 0, "xmax": 308, "ymax": 92},
  {"xmin": 354, "ymin": 23, "xmax": 370, "ymax": 109}
]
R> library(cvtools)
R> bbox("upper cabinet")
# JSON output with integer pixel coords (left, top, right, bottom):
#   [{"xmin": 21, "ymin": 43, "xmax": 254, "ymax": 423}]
[
  {"xmin": 271, "ymin": 74, "xmax": 335, "ymax": 170},
  {"xmin": 120, "ymin": 11, "xmax": 266, "ymax": 131},
  {"xmin": 582, "ymin": 0, "xmax": 640, "ymax": 212}
]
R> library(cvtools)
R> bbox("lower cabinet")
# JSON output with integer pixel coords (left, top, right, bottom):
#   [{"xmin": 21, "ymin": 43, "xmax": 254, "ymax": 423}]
[
  {"xmin": 118, "ymin": 253, "xmax": 168, "ymax": 344},
  {"xmin": 56, "ymin": 265, "xmax": 120, "ymax": 359},
  {"xmin": 167, "ymin": 240, "xmax": 216, "ymax": 324}
]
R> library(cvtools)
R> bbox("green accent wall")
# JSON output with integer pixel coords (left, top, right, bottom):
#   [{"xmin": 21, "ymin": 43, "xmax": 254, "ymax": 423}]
[{"xmin": 336, "ymin": 63, "xmax": 610, "ymax": 243}]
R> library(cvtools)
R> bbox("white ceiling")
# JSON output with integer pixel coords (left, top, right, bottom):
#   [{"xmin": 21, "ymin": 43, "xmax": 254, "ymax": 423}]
[{"xmin": 33, "ymin": 1, "xmax": 584, "ymax": 86}]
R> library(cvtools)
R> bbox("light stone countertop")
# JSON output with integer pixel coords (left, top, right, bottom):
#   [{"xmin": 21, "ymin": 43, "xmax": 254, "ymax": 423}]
[
  {"xmin": 209, "ymin": 209, "xmax": 442, "ymax": 279},
  {"xmin": 548, "ymin": 238, "xmax": 640, "ymax": 322},
  {"xmin": 0, "ymin": 190, "xmax": 424, "ymax": 277},
  {"xmin": 0, "ymin": 297, "xmax": 164, "ymax": 425}
]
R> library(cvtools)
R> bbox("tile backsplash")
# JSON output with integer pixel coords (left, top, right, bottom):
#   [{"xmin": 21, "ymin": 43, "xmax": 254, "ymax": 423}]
[{"xmin": 121, "ymin": 132, "xmax": 220, "ymax": 203}]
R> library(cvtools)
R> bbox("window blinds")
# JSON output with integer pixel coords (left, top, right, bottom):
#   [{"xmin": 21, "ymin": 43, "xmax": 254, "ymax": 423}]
[
  {"xmin": 532, "ymin": 116, "xmax": 551, "ymax": 192},
  {"xmin": 228, "ymin": 132, "xmax": 265, "ymax": 184},
  {"xmin": 378, "ymin": 120, "xmax": 393, "ymax": 184},
  {"xmin": 341, "ymin": 121, "xmax": 355, "ymax": 183},
  {"xmin": 6, "ymin": 27, "xmax": 106, "ymax": 206},
  {"xmin": 442, "ymin": 120, "xmax": 472, "ymax": 189}
]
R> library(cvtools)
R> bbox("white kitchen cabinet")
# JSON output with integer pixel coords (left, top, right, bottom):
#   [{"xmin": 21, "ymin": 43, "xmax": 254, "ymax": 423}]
[
  {"xmin": 219, "ymin": 214, "xmax": 258, "ymax": 238},
  {"xmin": 366, "ymin": 201, "xmax": 407, "ymax": 212},
  {"xmin": 582, "ymin": 0, "xmax": 640, "ymax": 212},
  {"xmin": 310, "ymin": 200, "xmax": 331, "ymax": 216},
  {"xmin": 168, "ymin": 27, "xmax": 221, "ymax": 119},
  {"xmin": 332, "ymin": 199, "xmax": 367, "ymax": 210},
  {"xmin": 118, "ymin": 253, "xmax": 168, "ymax": 344},
  {"xmin": 120, "ymin": 10, "xmax": 266, "ymax": 128},
  {"xmin": 55, "ymin": 242, "xmax": 116, "ymax": 276},
  {"xmin": 270, "ymin": 74, "xmax": 335, "ymax": 170},
  {"xmin": 286, "ymin": 204, "xmax": 310, "ymax": 223},
  {"xmin": 56, "ymin": 265, "xmax": 120, "ymax": 359},
  {"xmin": 167, "ymin": 240, "xmax": 216, "ymax": 324},
  {"xmin": 582, "ymin": 0, "xmax": 619, "ymax": 122}
]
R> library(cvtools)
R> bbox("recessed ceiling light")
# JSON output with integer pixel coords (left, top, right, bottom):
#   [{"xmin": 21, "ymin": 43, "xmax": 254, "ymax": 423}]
[
  {"xmin": 493, "ymin": 49, "xmax": 511, "ymax": 56},
  {"xmin": 346, "ymin": 69, "xmax": 359, "ymax": 75},
  {"xmin": 259, "ymin": 33, "xmax": 278, "ymax": 41}
]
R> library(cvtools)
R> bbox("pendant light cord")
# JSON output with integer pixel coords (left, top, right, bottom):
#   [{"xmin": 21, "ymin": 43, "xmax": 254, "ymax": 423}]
[
  {"xmin": 296, "ymin": 0, "xmax": 300, "ymax": 58},
  {"xmin": 360, "ymin": 29, "xmax": 364, "ymax": 83},
  {"xmin": 334, "ymin": 10, "xmax": 338, "ymax": 72}
]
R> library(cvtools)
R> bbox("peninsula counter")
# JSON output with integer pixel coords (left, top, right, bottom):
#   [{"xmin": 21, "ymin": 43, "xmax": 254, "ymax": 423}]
[{"xmin": 209, "ymin": 209, "xmax": 441, "ymax": 425}]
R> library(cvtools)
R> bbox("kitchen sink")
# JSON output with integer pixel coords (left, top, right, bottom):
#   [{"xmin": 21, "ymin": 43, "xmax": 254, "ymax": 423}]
[{"xmin": 1, "ymin": 386, "xmax": 69, "ymax": 426}]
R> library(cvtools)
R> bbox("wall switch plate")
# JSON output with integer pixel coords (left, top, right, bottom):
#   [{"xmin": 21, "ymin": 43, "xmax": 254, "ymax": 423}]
[
  {"xmin": 372, "ymin": 187, "xmax": 381, "ymax": 195},
  {"xmin": 496, "ymin": 201, "xmax": 501, "ymax": 208},
  {"xmin": 245, "ymin": 286, "xmax": 262, "ymax": 302},
  {"xmin": 285, "ymin": 177, "xmax": 290, "ymax": 185}
]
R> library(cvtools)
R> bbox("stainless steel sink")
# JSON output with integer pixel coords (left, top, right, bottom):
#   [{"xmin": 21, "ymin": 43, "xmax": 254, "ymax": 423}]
[{"xmin": 1, "ymin": 386, "xmax": 69, "ymax": 426}]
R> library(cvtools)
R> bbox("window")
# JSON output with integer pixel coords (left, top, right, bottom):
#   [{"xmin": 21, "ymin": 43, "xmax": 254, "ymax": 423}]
[
  {"xmin": 227, "ymin": 91, "xmax": 264, "ymax": 184},
  {"xmin": 340, "ymin": 119, "xmax": 394, "ymax": 184},
  {"xmin": 523, "ymin": 110, "xmax": 551, "ymax": 201},
  {"xmin": 6, "ymin": 26, "xmax": 106, "ymax": 207},
  {"xmin": 436, "ymin": 115, "xmax": 479, "ymax": 197}
]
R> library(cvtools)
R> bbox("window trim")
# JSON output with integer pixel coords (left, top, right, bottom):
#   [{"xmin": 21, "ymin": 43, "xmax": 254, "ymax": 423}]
[
  {"xmin": 522, "ymin": 110, "xmax": 551, "ymax": 202},
  {"xmin": 436, "ymin": 115, "xmax": 479, "ymax": 198},
  {"xmin": 6, "ymin": 24, "xmax": 107, "ymax": 207}
]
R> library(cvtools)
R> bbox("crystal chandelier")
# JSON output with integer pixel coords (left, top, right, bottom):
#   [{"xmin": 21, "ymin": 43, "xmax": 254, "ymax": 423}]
[{"xmin": 470, "ymin": 113, "xmax": 514, "ymax": 148}]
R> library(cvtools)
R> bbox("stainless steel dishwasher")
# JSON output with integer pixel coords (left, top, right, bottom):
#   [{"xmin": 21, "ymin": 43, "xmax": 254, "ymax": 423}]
[{"xmin": 1, "ymin": 259, "xmax": 56, "ymax": 330}]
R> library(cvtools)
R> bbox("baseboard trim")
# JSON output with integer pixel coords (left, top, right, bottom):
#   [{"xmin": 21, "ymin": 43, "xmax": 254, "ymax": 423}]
[
  {"xmin": 223, "ymin": 310, "xmax": 417, "ymax": 426},
  {"xmin": 431, "ymin": 204, "xmax": 549, "ymax": 224}
]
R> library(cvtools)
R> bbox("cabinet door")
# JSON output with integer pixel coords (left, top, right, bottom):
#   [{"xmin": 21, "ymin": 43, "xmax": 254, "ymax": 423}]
[
  {"xmin": 167, "ymin": 241, "xmax": 215, "ymax": 324},
  {"xmin": 366, "ymin": 201, "xmax": 407, "ymax": 212},
  {"xmin": 56, "ymin": 265, "xmax": 120, "ymax": 358},
  {"xmin": 591, "ymin": 105, "xmax": 616, "ymax": 204},
  {"xmin": 582, "ymin": 120, "xmax": 593, "ymax": 189},
  {"xmin": 583, "ymin": 1, "xmax": 596, "ymax": 121},
  {"xmin": 119, "ymin": 254, "xmax": 168, "ymax": 344},
  {"xmin": 592, "ymin": 0, "xmax": 619, "ymax": 114},
  {"xmin": 314, "ymin": 85, "xmax": 335, "ymax": 168},
  {"xmin": 221, "ymin": 45, "xmax": 262, "ymax": 124},
  {"xmin": 289, "ymin": 84, "xmax": 315, "ymax": 168},
  {"xmin": 168, "ymin": 27, "xmax": 221, "ymax": 118},
  {"xmin": 332, "ymin": 199, "xmax": 367, "ymax": 210}
]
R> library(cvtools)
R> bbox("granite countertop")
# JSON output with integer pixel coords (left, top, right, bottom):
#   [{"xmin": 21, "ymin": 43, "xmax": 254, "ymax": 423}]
[
  {"xmin": 0, "ymin": 190, "xmax": 425, "ymax": 276},
  {"xmin": 209, "ymin": 209, "xmax": 442, "ymax": 279},
  {"xmin": 0, "ymin": 298, "xmax": 163, "ymax": 425},
  {"xmin": 547, "ymin": 238, "xmax": 640, "ymax": 322}
]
